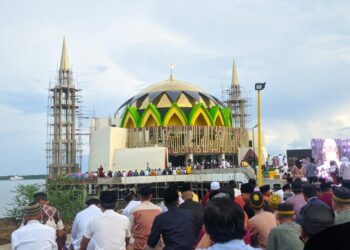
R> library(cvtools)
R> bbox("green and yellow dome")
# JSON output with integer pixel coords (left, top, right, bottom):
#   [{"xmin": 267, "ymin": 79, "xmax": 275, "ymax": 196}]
[{"xmin": 118, "ymin": 78, "xmax": 232, "ymax": 128}]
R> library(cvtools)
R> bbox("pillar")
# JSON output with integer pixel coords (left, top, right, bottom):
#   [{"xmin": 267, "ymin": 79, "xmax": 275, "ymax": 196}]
[
  {"xmin": 185, "ymin": 153, "xmax": 194, "ymax": 165},
  {"xmin": 219, "ymin": 153, "xmax": 225, "ymax": 161}
]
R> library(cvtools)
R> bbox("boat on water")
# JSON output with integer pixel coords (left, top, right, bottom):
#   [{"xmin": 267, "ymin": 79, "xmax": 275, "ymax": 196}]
[{"xmin": 9, "ymin": 175, "xmax": 24, "ymax": 180}]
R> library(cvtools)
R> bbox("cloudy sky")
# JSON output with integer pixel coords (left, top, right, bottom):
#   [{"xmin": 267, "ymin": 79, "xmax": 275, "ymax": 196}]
[{"xmin": 1, "ymin": 0, "xmax": 350, "ymax": 175}]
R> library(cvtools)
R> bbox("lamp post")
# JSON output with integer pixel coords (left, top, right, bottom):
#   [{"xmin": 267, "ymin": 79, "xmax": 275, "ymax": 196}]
[
  {"xmin": 255, "ymin": 82, "xmax": 266, "ymax": 186},
  {"xmin": 252, "ymin": 124, "xmax": 258, "ymax": 165}
]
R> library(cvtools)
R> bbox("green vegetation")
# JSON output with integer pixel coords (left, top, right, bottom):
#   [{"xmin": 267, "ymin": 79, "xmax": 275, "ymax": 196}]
[
  {"xmin": 6, "ymin": 184, "xmax": 42, "ymax": 220},
  {"xmin": 46, "ymin": 182, "xmax": 86, "ymax": 224},
  {"xmin": 5, "ymin": 181, "xmax": 86, "ymax": 226}
]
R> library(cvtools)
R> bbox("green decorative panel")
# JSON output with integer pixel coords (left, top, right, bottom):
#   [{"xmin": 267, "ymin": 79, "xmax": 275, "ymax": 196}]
[
  {"xmin": 121, "ymin": 102, "xmax": 232, "ymax": 128},
  {"xmin": 120, "ymin": 106, "xmax": 140, "ymax": 128}
]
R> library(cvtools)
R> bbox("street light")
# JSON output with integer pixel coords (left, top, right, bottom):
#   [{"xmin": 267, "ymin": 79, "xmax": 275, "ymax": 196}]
[
  {"xmin": 252, "ymin": 124, "xmax": 258, "ymax": 165},
  {"xmin": 255, "ymin": 82, "xmax": 266, "ymax": 91},
  {"xmin": 255, "ymin": 82, "xmax": 266, "ymax": 186}
]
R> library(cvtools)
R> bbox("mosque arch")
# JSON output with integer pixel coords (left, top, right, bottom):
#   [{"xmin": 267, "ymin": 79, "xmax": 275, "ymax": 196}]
[
  {"xmin": 120, "ymin": 107, "xmax": 140, "ymax": 128},
  {"xmin": 123, "ymin": 114, "xmax": 137, "ymax": 128},
  {"xmin": 209, "ymin": 106, "xmax": 225, "ymax": 127},
  {"xmin": 213, "ymin": 112, "xmax": 225, "ymax": 126},
  {"xmin": 189, "ymin": 104, "xmax": 212, "ymax": 126},
  {"xmin": 222, "ymin": 108, "xmax": 232, "ymax": 128},
  {"xmin": 194, "ymin": 113, "xmax": 210, "ymax": 126},
  {"xmin": 139, "ymin": 104, "xmax": 162, "ymax": 127},
  {"xmin": 163, "ymin": 104, "xmax": 187, "ymax": 126},
  {"xmin": 167, "ymin": 114, "xmax": 183, "ymax": 126},
  {"xmin": 144, "ymin": 113, "xmax": 159, "ymax": 127}
]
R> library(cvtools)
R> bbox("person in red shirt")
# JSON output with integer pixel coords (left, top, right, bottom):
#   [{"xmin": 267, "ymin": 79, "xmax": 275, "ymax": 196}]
[
  {"xmin": 235, "ymin": 183, "xmax": 253, "ymax": 209},
  {"xmin": 98, "ymin": 165, "xmax": 104, "ymax": 177},
  {"xmin": 319, "ymin": 182, "xmax": 333, "ymax": 209},
  {"xmin": 235, "ymin": 183, "xmax": 255, "ymax": 219}
]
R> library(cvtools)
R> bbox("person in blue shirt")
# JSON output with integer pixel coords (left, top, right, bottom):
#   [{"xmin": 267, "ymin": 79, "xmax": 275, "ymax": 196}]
[
  {"xmin": 296, "ymin": 184, "xmax": 330, "ymax": 224},
  {"xmin": 305, "ymin": 158, "xmax": 318, "ymax": 183},
  {"xmin": 147, "ymin": 187, "xmax": 197, "ymax": 250}
]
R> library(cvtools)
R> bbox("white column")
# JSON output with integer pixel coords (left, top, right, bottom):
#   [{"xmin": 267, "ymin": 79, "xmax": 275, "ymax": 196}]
[
  {"xmin": 219, "ymin": 153, "xmax": 225, "ymax": 161},
  {"xmin": 185, "ymin": 153, "xmax": 194, "ymax": 165}
]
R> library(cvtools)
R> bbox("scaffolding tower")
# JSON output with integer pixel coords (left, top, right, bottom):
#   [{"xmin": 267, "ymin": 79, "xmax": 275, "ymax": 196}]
[
  {"xmin": 46, "ymin": 38, "xmax": 83, "ymax": 178},
  {"xmin": 224, "ymin": 59, "xmax": 250, "ymax": 129}
]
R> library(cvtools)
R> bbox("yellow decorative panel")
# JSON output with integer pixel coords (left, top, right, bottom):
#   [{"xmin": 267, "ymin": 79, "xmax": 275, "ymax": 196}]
[
  {"xmin": 168, "ymin": 114, "xmax": 183, "ymax": 126},
  {"xmin": 214, "ymin": 112, "xmax": 225, "ymax": 126},
  {"xmin": 156, "ymin": 94, "xmax": 172, "ymax": 108},
  {"xmin": 166, "ymin": 111, "xmax": 186, "ymax": 126},
  {"xmin": 177, "ymin": 93, "xmax": 192, "ymax": 107},
  {"xmin": 123, "ymin": 113, "xmax": 137, "ymax": 128},
  {"xmin": 209, "ymin": 99, "xmax": 216, "ymax": 108},
  {"xmin": 125, "ymin": 118, "xmax": 136, "ymax": 128},
  {"xmin": 194, "ymin": 113, "xmax": 210, "ymax": 126},
  {"xmin": 140, "ymin": 107, "xmax": 162, "ymax": 127},
  {"xmin": 163, "ymin": 105, "xmax": 187, "ymax": 126},
  {"xmin": 145, "ymin": 114, "xmax": 159, "ymax": 127},
  {"xmin": 189, "ymin": 105, "xmax": 212, "ymax": 126},
  {"xmin": 139, "ymin": 96, "xmax": 149, "ymax": 109}
]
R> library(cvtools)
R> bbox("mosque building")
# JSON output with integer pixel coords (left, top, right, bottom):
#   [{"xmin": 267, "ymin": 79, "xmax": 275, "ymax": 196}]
[
  {"xmin": 46, "ymin": 38, "xmax": 270, "ymax": 192},
  {"xmin": 45, "ymin": 37, "xmax": 272, "ymax": 179},
  {"xmin": 89, "ymin": 64, "xmax": 250, "ymax": 172},
  {"xmin": 46, "ymin": 38, "xmax": 260, "ymax": 176}
]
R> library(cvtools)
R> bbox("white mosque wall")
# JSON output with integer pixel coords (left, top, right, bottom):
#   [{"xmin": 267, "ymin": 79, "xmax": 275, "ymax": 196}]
[
  {"xmin": 88, "ymin": 127, "xmax": 127, "ymax": 172},
  {"xmin": 90, "ymin": 117, "xmax": 111, "ymax": 132},
  {"xmin": 248, "ymin": 130, "xmax": 266, "ymax": 148},
  {"xmin": 245, "ymin": 129, "xmax": 268, "ymax": 164},
  {"xmin": 113, "ymin": 147, "xmax": 168, "ymax": 172}
]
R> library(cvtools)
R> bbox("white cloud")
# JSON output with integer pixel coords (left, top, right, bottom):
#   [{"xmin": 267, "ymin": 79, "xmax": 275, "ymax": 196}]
[
  {"xmin": 264, "ymin": 108, "xmax": 350, "ymax": 156},
  {"xmin": 1, "ymin": 0, "xmax": 350, "ymax": 173}
]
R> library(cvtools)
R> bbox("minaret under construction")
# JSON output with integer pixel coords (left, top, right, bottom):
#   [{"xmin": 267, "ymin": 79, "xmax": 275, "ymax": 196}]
[
  {"xmin": 225, "ymin": 59, "xmax": 248, "ymax": 128},
  {"xmin": 47, "ymin": 38, "xmax": 81, "ymax": 178}
]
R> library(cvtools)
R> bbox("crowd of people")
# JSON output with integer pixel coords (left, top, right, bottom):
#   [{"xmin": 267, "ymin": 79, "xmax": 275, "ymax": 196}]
[
  {"xmin": 289, "ymin": 157, "xmax": 350, "ymax": 183},
  {"xmin": 66, "ymin": 160, "xmax": 239, "ymax": 180},
  {"xmin": 259, "ymin": 156, "xmax": 350, "ymax": 185},
  {"xmin": 11, "ymin": 176, "xmax": 350, "ymax": 250}
]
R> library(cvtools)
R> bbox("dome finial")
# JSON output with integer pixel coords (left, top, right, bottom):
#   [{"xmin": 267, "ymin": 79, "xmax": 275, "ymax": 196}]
[{"xmin": 168, "ymin": 64, "xmax": 174, "ymax": 80}]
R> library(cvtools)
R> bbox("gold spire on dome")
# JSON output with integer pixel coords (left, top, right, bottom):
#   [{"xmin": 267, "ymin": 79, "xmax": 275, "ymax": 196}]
[
  {"xmin": 60, "ymin": 37, "xmax": 70, "ymax": 71},
  {"xmin": 231, "ymin": 58, "xmax": 239, "ymax": 86}
]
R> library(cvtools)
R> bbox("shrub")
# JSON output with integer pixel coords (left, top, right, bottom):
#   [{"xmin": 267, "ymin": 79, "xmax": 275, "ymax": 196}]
[
  {"xmin": 6, "ymin": 184, "xmax": 42, "ymax": 220},
  {"xmin": 46, "ymin": 182, "xmax": 85, "ymax": 225}
]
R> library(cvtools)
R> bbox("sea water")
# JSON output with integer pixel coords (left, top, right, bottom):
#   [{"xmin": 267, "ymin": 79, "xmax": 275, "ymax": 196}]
[{"xmin": 0, "ymin": 179, "xmax": 46, "ymax": 218}]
